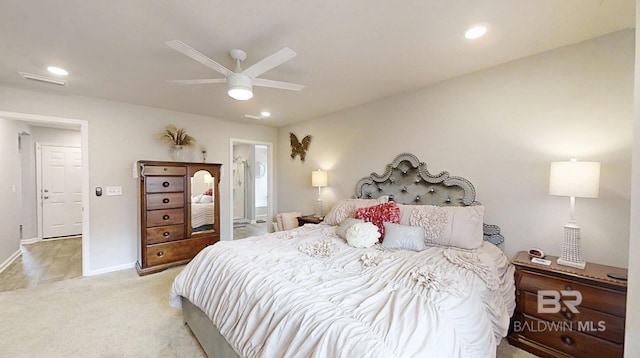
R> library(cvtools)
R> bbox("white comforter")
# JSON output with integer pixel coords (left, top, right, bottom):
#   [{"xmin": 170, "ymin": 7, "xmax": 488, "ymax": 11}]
[
  {"xmin": 171, "ymin": 224, "xmax": 515, "ymax": 358},
  {"xmin": 191, "ymin": 202, "xmax": 214, "ymax": 229}
]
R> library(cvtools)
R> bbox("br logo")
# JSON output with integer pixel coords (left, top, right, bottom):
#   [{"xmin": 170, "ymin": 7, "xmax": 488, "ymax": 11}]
[{"xmin": 538, "ymin": 290, "xmax": 582, "ymax": 314}]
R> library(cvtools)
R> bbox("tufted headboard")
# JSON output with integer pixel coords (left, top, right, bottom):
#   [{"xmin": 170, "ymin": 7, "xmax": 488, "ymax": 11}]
[{"xmin": 355, "ymin": 153, "xmax": 504, "ymax": 246}]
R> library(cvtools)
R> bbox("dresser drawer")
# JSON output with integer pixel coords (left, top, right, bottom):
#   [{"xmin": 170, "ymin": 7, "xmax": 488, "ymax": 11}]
[
  {"xmin": 519, "ymin": 270, "xmax": 626, "ymax": 316},
  {"xmin": 521, "ymin": 292, "xmax": 625, "ymax": 343},
  {"xmin": 146, "ymin": 225, "xmax": 186, "ymax": 245},
  {"xmin": 146, "ymin": 237, "xmax": 213, "ymax": 267},
  {"xmin": 146, "ymin": 176, "xmax": 184, "ymax": 193},
  {"xmin": 146, "ymin": 208, "xmax": 184, "ymax": 227},
  {"xmin": 143, "ymin": 165, "xmax": 186, "ymax": 176},
  {"xmin": 520, "ymin": 315, "xmax": 623, "ymax": 358},
  {"xmin": 146, "ymin": 192, "xmax": 185, "ymax": 210}
]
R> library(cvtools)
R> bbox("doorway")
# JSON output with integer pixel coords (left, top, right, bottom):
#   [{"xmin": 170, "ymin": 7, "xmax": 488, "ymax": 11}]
[
  {"xmin": 230, "ymin": 139, "xmax": 272, "ymax": 239},
  {"xmin": 0, "ymin": 111, "xmax": 90, "ymax": 276}
]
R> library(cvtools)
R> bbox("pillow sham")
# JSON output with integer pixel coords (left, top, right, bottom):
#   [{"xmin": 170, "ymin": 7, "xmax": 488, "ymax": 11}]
[
  {"xmin": 399, "ymin": 204, "xmax": 484, "ymax": 249},
  {"xmin": 355, "ymin": 202, "xmax": 400, "ymax": 240},
  {"xmin": 336, "ymin": 218, "xmax": 364, "ymax": 239},
  {"xmin": 346, "ymin": 222, "xmax": 380, "ymax": 248},
  {"xmin": 381, "ymin": 223, "xmax": 426, "ymax": 251},
  {"xmin": 203, "ymin": 188, "xmax": 213, "ymax": 196},
  {"xmin": 324, "ymin": 196, "xmax": 389, "ymax": 226}
]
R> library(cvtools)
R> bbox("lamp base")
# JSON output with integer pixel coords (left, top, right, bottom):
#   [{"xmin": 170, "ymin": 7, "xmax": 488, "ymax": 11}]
[{"xmin": 557, "ymin": 258, "xmax": 586, "ymax": 269}]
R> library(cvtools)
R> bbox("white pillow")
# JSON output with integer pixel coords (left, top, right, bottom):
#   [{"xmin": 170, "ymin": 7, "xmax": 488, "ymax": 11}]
[
  {"xmin": 346, "ymin": 222, "xmax": 381, "ymax": 248},
  {"xmin": 324, "ymin": 196, "xmax": 389, "ymax": 226},
  {"xmin": 382, "ymin": 223, "xmax": 426, "ymax": 251},
  {"xmin": 199, "ymin": 195, "xmax": 213, "ymax": 203},
  {"xmin": 191, "ymin": 194, "xmax": 203, "ymax": 203},
  {"xmin": 399, "ymin": 204, "xmax": 484, "ymax": 249},
  {"xmin": 336, "ymin": 218, "xmax": 364, "ymax": 239}
]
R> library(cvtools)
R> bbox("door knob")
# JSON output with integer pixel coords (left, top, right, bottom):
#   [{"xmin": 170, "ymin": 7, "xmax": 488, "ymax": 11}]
[
  {"xmin": 44, "ymin": 189, "xmax": 49, "ymax": 193},
  {"xmin": 43, "ymin": 195, "xmax": 49, "ymax": 199}
]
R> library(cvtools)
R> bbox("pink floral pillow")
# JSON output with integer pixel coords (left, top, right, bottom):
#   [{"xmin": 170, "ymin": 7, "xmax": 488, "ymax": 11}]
[
  {"xmin": 203, "ymin": 188, "xmax": 213, "ymax": 196},
  {"xmin": 355, "ymin": 202, "xmax": 400, "ymax": 240}
]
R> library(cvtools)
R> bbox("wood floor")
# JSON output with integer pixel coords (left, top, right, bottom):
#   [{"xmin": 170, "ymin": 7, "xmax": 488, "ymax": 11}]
[
  {"xmin": 0, "ymin": 224, "xmax": 266, "ymax": 293},
  {"xmin": 233, "ymin": 222, "xmax": 268, "ymax": 240},
  {"xmin": 0, "ymin": 237, "xmax": 82, "ymax": 292}
]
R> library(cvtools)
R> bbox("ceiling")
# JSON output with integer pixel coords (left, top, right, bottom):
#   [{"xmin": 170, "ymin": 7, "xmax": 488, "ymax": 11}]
[{"xmin": 0, "ymin": 1, "xmax": 634, "ymax": 127}]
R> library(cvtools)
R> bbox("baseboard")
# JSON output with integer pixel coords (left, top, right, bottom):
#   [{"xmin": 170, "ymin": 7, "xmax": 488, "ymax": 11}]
[
  {"xmin": 0, "ymin": 249, "xmax": 22, "ymax": 274},
  {"xmin": 20, "ymin": 237, "xmax": 41, "ymax": 245},
  {"xmin": 86, "ymin": 262, "xmax": 136, "ymax": 276}
]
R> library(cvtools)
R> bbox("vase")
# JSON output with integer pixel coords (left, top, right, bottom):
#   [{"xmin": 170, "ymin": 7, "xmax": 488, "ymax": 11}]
[{"xmin": 170, "ymin": 145, "xmax": 184, "ymax": 161}]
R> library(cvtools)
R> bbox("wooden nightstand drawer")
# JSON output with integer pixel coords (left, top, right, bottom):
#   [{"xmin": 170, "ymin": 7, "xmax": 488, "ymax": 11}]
[
  {"xmin": 521, "ymin": 292, "xmax": 625, "ymax": 343},
  {"xmin": 520, "ymin": 315, "xmax": 623, "ymax": 358},
  {"xmin": 519, "ymin": 270, "xmax": 626, "ymax": 317},
  {"xmin": 508, "ymin": 251, "xmax": 627, "ymax": 357}
]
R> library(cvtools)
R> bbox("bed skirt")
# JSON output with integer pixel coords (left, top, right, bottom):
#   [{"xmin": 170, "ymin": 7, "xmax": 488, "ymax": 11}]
[{"xmin": 182, "ymin": 296, "xmax": 240, "ymax": 358}]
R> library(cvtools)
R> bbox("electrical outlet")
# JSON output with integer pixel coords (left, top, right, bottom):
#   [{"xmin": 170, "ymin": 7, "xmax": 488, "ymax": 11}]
[{"xmin": 105, "ymin": 186, "xmax": 122, "ymax": 196}]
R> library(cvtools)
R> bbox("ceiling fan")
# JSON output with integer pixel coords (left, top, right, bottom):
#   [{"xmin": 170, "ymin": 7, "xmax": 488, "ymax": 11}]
[{"xmin": 166, "ymin": 40, "xmax": 304, "ymax": 100}]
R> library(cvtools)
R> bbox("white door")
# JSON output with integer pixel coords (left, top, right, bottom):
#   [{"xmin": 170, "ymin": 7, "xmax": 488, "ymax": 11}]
[{"xmin": 41, "ymin": 145, "xmax": 82, "ymax": 238}]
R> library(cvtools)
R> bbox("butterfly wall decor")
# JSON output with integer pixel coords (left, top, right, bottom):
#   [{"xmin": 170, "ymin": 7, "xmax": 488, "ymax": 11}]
[{"xmin": 290, "ymin": 132, "xmax": 312, "ymax": 162}]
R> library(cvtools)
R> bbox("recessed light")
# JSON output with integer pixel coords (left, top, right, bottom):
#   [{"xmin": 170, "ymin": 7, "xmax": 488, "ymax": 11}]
[
  {"xmin": 47, "ymin": 66, "xmax": 69, "ymax": 76},
  {"xmin": 260, "ymin": 111, "xmax": 271, "ymax": 117},
  {"xmin": 465, "ymin": 25, "xmax": 487, "ymax": 40}
]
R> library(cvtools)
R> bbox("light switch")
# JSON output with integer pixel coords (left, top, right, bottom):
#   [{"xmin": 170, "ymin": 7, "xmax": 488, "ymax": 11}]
[{"xmin": 106, "ymin": 186, "xmax": 122, "ymax": 196}]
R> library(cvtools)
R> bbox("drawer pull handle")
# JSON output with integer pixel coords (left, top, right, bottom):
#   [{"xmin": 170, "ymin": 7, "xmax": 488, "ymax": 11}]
[
  {"xmin": 157, "ymin": 251, "xmax": 164, "ymax": 257},
  {"xmin": 163, "ymin": 215, "xmax": 170, "ymax": 220},
  {"xmin": 163, "ymin": 168, "xmax": 168, "ymax": 171},
  {"xmin": 163, "ymin": 198, "xmax": 170, "ymax": 204},
  {"xmin": 561, "ymin": 336, "xmax": 574, "ymax": 346},
  {"xmin": 163, "ymin": 232, "xmax": 170, "ymax": 237},
  {"xmin": 162, "ymin": 181, "xmax": 170, "ymax": 187}
]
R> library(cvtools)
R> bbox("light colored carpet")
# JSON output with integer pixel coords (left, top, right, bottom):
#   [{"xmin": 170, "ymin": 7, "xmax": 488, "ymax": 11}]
[{"xmin": 0, "ymin": 266, "xmax": 535, "ymax": 357}]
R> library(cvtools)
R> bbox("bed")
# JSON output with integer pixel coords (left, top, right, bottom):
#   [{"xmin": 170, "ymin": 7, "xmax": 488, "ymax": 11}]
[
  {"xmin": 171, "ymin": 153, "xmax": 515, "ymax": 357},
  {"xmin": 191, "ymin": 194, "xmax": 215, "ymax": 232}
]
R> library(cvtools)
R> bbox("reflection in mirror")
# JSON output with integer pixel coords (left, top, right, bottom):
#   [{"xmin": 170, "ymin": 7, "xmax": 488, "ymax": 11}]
[{"xmin": 191, "ymin": 170, "xmax": 215, "ymax": 233}]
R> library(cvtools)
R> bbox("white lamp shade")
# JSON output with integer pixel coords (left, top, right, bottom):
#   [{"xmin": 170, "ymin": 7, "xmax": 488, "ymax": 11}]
[
  {"xmin": 549, "ymin": 161, "xmax": 600, "ymax": 198},
  {"xmin": 204, "ymin": 174, "xmax": 214, "ymax": 184},
  {"xmin": 311, "ymin": 170, "xmax": 328, "ymax": 187}
]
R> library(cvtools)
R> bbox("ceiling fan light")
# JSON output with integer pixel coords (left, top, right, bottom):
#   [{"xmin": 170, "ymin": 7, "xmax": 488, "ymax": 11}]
[{"xmin": 227, "ymin": 74, "xmax": 253, "ymax": 100}]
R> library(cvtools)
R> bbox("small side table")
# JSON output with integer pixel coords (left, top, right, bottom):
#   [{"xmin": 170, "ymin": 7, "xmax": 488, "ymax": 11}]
[{"xmin": 297, "ymin": 215, "xmax": 323, "ymax": 226}]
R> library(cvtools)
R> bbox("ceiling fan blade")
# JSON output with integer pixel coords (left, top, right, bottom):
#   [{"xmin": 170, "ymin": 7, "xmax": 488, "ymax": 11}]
[
  {"xmin": 244, "ymin": 114, "xmax": 261, "ymax": 120},
  {"xmin": 241, "ymin": 47, "xmax": 297, "ymax": 78},
  {"xmin": 167, "ymin": 79, "xmax": 227, "ymax": 85},
  {"xmin": 252, "ymin": 78, "xmax": 304, "ymax": 91},
  {"xmin": 166, "ymin": 40, "xmax": 234, "ymax": 77}
]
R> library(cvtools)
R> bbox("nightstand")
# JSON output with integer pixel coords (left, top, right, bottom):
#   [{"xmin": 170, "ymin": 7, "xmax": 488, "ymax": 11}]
[
  {"xmin": 297, "ymin": 215, "xmax": 323, "ymax": 226},
  {"xmin": 508, "ymin": 251, "xmax": 627, "ymax": 358}
]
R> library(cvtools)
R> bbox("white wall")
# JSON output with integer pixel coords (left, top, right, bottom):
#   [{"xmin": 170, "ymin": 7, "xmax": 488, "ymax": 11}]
[
  {"xmin": 0, "ymin": 119, "xmax": 25, "ymax": 266},
  {"xmin": 0, "ymin": 85, "xmax": 277, "ymax": 274},
  {"xmin": 624, "ymin": 4, "xmax": 640, "ymax": 355},
  {"xmin": 278, "ymin": 30, "xmax": 633, "ymax": 267}
]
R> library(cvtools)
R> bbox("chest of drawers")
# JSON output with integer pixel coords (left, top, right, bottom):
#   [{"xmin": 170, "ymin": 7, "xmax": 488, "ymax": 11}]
[
  {"xmin": 508, "ymin": 251, "xmax": 627, "ymax": 357},
  {"xmin": 136, "ymin": 161, "xmax": 221, "ymax": 275}
]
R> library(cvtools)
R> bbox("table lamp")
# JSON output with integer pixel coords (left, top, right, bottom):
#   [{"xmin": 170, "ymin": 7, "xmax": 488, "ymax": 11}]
[
  {"xmin": 549, "ymin": 159, "xmax": 600, "ymax": 269},
  {"xmin": 311, "ymin": 169, "xmax": 328, "ymax": 217}
]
